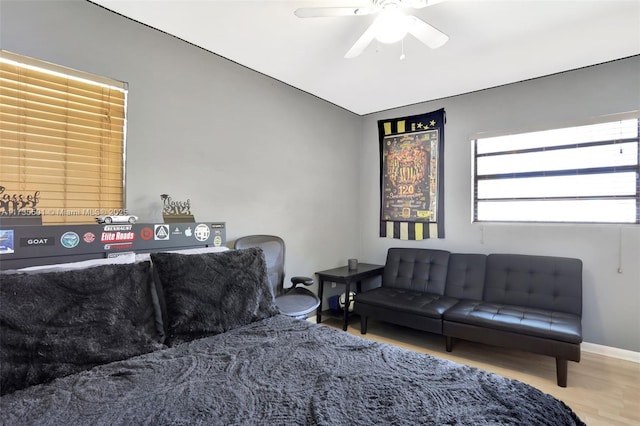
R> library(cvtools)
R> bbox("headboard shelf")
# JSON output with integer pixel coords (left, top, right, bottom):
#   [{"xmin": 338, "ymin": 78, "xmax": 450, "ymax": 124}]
[{"xmin": 0, "ymin": 222, "xmax": 226, "ymax": 270}]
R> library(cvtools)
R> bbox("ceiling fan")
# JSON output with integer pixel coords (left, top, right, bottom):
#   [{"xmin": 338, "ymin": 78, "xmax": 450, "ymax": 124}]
[{"xmin": 294, "ymin": 0, "xmax": 449, "ymax": 59}]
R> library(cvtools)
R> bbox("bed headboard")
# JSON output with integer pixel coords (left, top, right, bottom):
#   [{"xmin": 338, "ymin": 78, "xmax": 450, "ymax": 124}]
[{"xmin": 0, "ymin": 222, "xmax": 226, "ymax": 270}]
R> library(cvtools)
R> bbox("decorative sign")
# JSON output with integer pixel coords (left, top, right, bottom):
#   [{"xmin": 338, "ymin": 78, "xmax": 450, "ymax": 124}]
[
  {"xmin": 60, "ymin": 232, "xmax": 80, "ymax": 249},
  {"xmin": 378, "ymin": 108, "xmax": 445, "ymax": 240},
  {"xmin": 0, "ymin": 222, "xmax": 226, "ymax": 270},
  {"xmin": 161, "ymin": 193, "xmax": 190, "ymax": 213},
  {"xmin": 140, "ymin": 227, "xmax": 154, "ymax": 241},
  {"xmin": 161, "ymin": 193, "xmax": 195, "ymax": 223},
  {"xmin": 0, "ymin": 230, "xmax": 15, "ymax": 254},
  {"xmin": 194, "ymin": 224, "xmax": 210, "ymax": 242},
  {"xmin": 0, "ymin": 186, "xmax": 40, "ymax": 216},
  {"xmin": 382, "ymin": 132, "xmax": 436, "ymax": 222},
  {"xmin": 154, "ymin": 225, "xmax": 170, "ymax": 240},
  {"xmin": 20, "ymin": 237, "xmax": 55, "ymax": 247}
]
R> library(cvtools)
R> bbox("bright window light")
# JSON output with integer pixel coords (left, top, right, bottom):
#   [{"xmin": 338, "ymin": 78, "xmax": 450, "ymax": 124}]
[{"xmin": 472, "ymin": 116, "xmax": 640, "ymax": 224}]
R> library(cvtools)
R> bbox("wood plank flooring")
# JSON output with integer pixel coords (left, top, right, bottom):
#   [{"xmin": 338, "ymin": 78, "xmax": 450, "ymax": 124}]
[{"xmin": 317, "ymin": 317, "xmax": 640, "ymax": 426}]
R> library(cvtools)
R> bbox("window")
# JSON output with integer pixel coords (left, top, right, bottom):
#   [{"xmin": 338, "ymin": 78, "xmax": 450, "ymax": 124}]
[
  {"xmin": 0, "ymin": 50, "xmax": 127, "ymax": 224},
  {"xmin": 472, "ymin": 113, "xmax": 639, "ymax": 224}
]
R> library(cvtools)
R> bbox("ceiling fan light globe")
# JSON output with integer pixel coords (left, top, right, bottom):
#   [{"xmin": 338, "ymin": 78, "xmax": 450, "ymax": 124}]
[
  {"xmin": 375, "ymin": 26, "xmax": 408, "ymax": 44},
  {"xmin": 373, "ymin": 9, "xmax": 412, "ymax": 44}
]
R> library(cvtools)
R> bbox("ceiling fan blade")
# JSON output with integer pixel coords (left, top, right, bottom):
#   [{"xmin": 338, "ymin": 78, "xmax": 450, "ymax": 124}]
[
  {"xmin": 408, "ymin": 16, "xmax": 449, "ymax": 49},
  {"xmin": 294, "ymin": 7, "xmax": 375, "ymax": 18},
  {"xmin": 407, "ymin": 0, "xmax": 448, "ymax": 9},
  {"xmin": 344, "ymin": 22, "xmax": 378, "ymax": 59}
]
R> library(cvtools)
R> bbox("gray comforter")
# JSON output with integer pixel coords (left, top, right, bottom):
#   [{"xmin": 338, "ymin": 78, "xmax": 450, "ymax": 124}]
[{"xmin": 0, "ymin": 315, "xmax": 584, "ymax": 426}]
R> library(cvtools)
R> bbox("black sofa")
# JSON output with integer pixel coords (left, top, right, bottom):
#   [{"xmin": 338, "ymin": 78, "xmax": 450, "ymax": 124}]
[{"xmin": 354, "ymin": 248, "xmax": 583, "ymax": 387}]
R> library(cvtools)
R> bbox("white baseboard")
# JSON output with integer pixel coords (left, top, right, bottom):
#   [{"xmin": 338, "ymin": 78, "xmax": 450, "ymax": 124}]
[{"xmin": 582, "ymin": 342, "xmax": 640, "ymax": 363}]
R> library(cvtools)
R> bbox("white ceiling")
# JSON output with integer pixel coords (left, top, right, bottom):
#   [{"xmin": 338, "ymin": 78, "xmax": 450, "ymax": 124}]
[{"xmin": 91, "ymin": 0, "xmax": 640, "ymax": 115}]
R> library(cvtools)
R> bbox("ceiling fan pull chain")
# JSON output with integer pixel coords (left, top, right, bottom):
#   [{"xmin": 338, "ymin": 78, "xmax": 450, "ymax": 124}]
[{"xmin": 400, "ymin": 38, "xmax": 406, "ymax": 60}]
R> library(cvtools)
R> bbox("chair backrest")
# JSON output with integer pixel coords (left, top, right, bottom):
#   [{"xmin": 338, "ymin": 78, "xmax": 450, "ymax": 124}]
[{"xmin": 234, "ymin": 235, "xmax": 285, "ymax": 297}]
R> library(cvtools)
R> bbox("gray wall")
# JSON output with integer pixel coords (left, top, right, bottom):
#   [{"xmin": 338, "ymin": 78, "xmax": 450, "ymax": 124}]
[
  {"xmin": 2, "ymin": 0, "xmax": 639, "ymax": 352},
  {"xmin": 358, "ymin": 56, "xmax": 640, "ymax": 352},
  {"xmin": 0, "ymin": 0, "xmax": 362, "ymax": 284}
]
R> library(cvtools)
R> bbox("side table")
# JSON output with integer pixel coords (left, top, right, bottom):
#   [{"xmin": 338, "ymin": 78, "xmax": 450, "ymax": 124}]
[{"xmin": 315, "ymin": 263, "xmax": 384, "ymax": 331}]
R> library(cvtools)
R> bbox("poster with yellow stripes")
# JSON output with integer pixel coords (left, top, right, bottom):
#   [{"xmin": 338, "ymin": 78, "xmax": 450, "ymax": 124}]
[{"xmin": 379, "ymin": 108, "xmax": 445, "ymax": 240}]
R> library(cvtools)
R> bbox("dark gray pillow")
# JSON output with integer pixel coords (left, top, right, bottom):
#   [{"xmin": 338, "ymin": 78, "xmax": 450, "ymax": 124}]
[
  {"xmin": 0, "ymin": 261, "xmax": 164, "ymax": 395},
  {"xmin": 151, "ymin": 248, "xmax": 278, "ymax": 346}
]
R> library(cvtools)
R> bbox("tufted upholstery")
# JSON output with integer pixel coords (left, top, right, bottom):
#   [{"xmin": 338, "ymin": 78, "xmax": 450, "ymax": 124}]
[
  {"xmin": 356, "ymin": 288, "xmax": 458, "ymax": 318},
  {"xmin": 382, "ymin": 248, "xmax": 450, "ymax": 294},
  {"xmin": 483, "ymin": 254, "xmax": 582, "ymax": 316},
  {"xmin": 444, "ymin": 254, "xmax": 486, "ymax": 300},
  {"xmin": 443, "ymin": 300, "xmax": 582, "ymax": 343},
  {"xmin": 354, "ymin": 247, "xmax": 583, "ymax": 387},
  {"xmin": 355, "ymin": 248, "xmax": 454, "ymax": 334}
]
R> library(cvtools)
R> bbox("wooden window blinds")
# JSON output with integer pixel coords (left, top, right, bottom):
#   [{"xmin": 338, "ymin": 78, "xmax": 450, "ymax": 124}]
[{"xmin": 0, "ymin": 50, "xmax": 127, "ymax": 224}]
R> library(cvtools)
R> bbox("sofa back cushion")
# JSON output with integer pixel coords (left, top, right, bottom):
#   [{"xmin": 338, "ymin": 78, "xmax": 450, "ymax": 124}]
[
  {"xmin": 383, "ymin": 248, "xmax": 450, "ymax": 295},
  {"xmin": 0, "ymin": 261, "xmax": 163, "ymax": 395},
  {"xmin": 484, "ymin": 254, "xmax": 583, "ymax": 316},
  {"xmin": 445, "ymin": 253, "xmax": 487, "ymax": 300},
  {"xmin": 150, "ymin": 247, "xmax": 279, "ymax": 346}
]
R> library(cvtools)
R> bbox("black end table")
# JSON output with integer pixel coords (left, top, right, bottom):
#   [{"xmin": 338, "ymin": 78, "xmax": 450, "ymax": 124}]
[{"xmin": 315, "ymin": 263, "xmax": 384, "ymax": 331}]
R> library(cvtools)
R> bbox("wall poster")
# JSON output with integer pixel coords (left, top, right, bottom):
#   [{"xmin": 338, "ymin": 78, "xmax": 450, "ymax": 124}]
[{"xmin": 379, "ymin": 108, "xmax": 445, "ymax": 240}]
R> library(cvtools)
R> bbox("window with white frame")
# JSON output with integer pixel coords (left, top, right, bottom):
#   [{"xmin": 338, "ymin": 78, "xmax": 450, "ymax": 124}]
[{"xmin": 472, "ymin": 114, "xmax": 639, "ymax": 224}]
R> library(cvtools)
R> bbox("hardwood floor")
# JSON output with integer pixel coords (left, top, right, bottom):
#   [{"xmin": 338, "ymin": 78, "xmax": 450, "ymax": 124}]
[{"xmin": 317, "ymin": 317, "xmax": 640, "ymax": 426}]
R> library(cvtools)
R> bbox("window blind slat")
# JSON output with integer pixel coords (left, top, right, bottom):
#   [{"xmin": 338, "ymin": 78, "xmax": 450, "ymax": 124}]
[
  {"xmin": 1, "ymin": 65, "xmax": 126, "ymax": 100},
  {"xmin": 1, "ymin": 113, "xmax": 124, "ymax": 138},
  {"xmin": 1, "ymin": 100, "xmax": 125, "ymax": 131},
  {"xmin": 472, "ymin": 115, "xmax": 640, "ymax": 224},
  {"xmin": 1, "ymin": 130, "xmax": 123, "ymax": 151},
  {"xmin": 1, "ymin": 145, "xmax": 124, "ymax": 162},
  {"xmin": 1, "ymin": 121, "xmax": 123, "ymax": 147},
  {"xmin": 0, "ymin": 51, "xmax": 127, "ymax": 225},
  {"xmin": 0, "ymin": 178, "xmax": 123, "ymax": 191},
  {"xmin": 0, "ymin": 137, "xmax": 123, "ymax": 156},
  {"xmin": 1, "ymin": 162, "xmax": 123, "ymax": 176},
  {"xmin": 0, "ymin": 89, "xmax": 125, "ymax": 118}
]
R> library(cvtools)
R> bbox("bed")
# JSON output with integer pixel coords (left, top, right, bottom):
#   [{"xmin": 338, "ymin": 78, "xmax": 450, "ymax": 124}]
[{"xmin": 0, "ymin": 247, "xmax": 585, "ymax": 425}]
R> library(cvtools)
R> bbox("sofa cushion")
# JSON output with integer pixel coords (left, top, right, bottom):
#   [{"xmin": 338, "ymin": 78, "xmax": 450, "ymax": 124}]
[
  {"xmin": 355, "ymin": 287, "xmax": 459, "ymax": 319},
  {"xmin": 0, "ymin": 261, "xmax": 163, "ymax": 395},
  {"xmin": 383, "ymin": 248, "xmax": 450, "ymax": 295},
  {"xmin": 443, "ymin": 300, "xmax": 582, "ymax": 344},
  {"xmin": 484, "ymin": 254, "xmax": 582, "ymax": 316},
  {"xmin": 445, "ymin": 253, "xmax": 487, "ymax": 300}
]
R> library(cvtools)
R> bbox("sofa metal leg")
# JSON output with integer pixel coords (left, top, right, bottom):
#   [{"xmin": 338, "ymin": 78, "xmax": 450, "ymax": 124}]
[
  {"xmin": 360, "ymin": 316, "xmax": 368, "ymax": 334},
  {"xmin": 445, "ymin": 336, "xmax": 453, "ymax": 352},
  {"xmin": 556, "ymin": 358, "xmax": 568, "ymax": 387}
]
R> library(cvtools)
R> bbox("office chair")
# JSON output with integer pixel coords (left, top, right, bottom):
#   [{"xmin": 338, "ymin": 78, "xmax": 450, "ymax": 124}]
[{"xmin": 234, "ymin": 235, "xmax": 320, "ymax": 320}]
